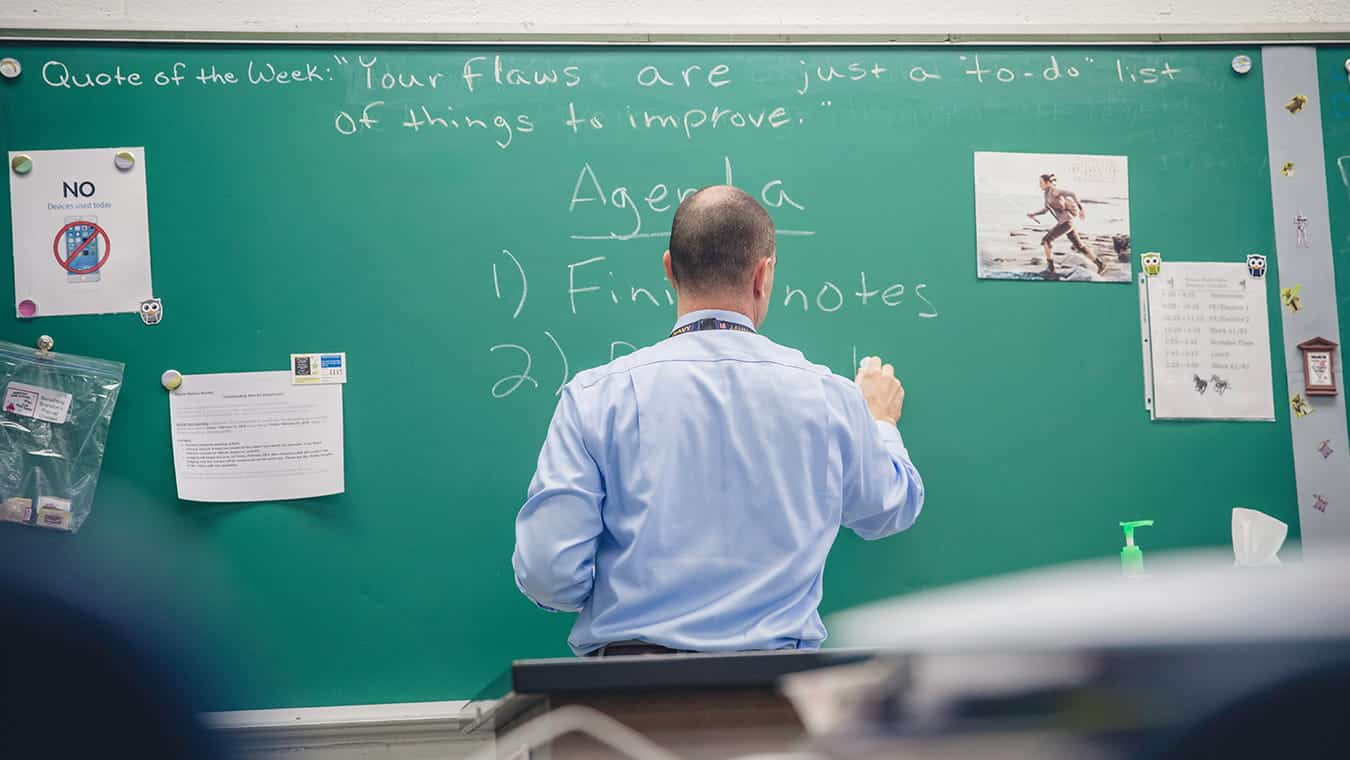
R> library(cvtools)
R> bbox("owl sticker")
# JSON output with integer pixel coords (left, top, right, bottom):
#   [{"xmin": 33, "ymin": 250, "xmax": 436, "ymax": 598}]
[
  {"xmin": 1291, "ymin": 393, "xmax": 1313, "ymax": 418},
  {"xmin": 1246, "ymin": 254, "xmax": 1267, "ymax": 279},
  {"xmin": 1285, "ymin": 94, "xmax": 1308, "ymax": 114},
  {"xmin": 1142, "ymin": 252, "xmax": 1162, "ymax": 276},
  {"xmin": 139, "ymin": 297, "xmax": 163, "ymax": 325}
]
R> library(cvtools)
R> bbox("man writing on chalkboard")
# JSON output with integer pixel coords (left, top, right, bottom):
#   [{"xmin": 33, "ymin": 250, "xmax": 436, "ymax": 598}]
[
  {"xmin": 1027, "ymin": 173, "xmax": 1105, "ymax": 280},
  {"xmin": 512, "ymin": 186, "xmax": 925, "ymax": 657}
]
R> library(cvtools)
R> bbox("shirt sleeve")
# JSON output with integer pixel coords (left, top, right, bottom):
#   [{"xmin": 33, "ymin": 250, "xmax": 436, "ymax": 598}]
[
  {"xmin": 512, "ymin": 386, "xmax": 605, "ymax": 612},
  {"xmin": 836, "ymin": 383, "xmax": 925, "ymax": 540}
]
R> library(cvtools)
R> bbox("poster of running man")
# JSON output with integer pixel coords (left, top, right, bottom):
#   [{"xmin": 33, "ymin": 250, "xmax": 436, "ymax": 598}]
[{"xmin": 975, "ymin": 152, "xmax": 1132, "ymax": 283}]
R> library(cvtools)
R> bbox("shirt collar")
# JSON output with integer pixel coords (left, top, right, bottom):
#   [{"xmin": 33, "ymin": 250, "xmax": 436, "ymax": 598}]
[{"xmin": 672, "ymin": 309, "xmax": 756, "ymax": 333}]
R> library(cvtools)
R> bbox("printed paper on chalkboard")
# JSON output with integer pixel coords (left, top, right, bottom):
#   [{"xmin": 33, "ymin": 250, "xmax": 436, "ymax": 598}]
[
  {"xmin": 975, "ymin": 151, "xmax": 1131, "ymax": 283},
  {"xmin": 1144, "ymin": 261, "xmax": 1275, "ymax": 421},
  {"xmin": 8, "ymin": 147, "xmax": 154, "ymax": 318}
]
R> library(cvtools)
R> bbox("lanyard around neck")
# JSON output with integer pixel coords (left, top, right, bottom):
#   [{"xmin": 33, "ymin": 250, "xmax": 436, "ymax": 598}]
[{"xmin": 670, "ymin": 317, "xmax": 756, "ymax": 338}]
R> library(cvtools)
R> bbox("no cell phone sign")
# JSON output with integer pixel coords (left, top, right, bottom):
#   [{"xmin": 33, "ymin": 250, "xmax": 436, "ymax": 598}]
[{"xmin": 52, "ymin": 219, "xmax": 110, "ymax": 274}]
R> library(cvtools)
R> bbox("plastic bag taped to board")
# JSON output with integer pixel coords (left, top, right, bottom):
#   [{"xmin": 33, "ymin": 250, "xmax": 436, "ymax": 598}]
[{"xmin": 0, "ymin": 341, "xmax": 124, "ymax": 533}]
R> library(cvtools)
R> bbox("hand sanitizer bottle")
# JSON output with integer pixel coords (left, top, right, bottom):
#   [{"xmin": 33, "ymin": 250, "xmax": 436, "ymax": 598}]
[{"xmin": 1120, "ymin": 520, "xmax": 1155, "ymax": 577}]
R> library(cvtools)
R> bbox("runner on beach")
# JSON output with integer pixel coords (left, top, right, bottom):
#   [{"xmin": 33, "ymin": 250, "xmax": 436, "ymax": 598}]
[{"xmin": 1027, "ymin": 173, "xmax": 1105, "ymax": 280}]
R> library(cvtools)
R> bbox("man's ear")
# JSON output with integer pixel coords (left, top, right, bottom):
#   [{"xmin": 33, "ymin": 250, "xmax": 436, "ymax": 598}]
[
  {"xmin": 753, "ymin": 255, "xmax": 775, "ymax": 298},
  {"xmin": 663, "ymin": 250, "xmax": 675, "ymax": 285}
]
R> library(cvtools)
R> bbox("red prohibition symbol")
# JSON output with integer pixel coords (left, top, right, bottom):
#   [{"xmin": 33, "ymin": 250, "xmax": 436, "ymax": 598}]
[{"xmin": 52, "ymin": 220, "xmax": 111, "ymax": 274}]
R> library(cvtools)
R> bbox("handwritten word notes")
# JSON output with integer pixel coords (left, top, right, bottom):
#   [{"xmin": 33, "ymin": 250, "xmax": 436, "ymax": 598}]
[
  {"xmin": 37, "ymin": 52, "xmax": 1186, "ymax": 154},
  {"xmin": 168, "ymin": 371, "xmax": 344, "ymax": 502},
  {"xmin": 1143, "ymin": 262, "xmax": 1274, "ymax": 421}
]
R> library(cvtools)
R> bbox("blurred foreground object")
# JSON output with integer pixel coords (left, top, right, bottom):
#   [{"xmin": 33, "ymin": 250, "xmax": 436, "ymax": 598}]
[
  {"xmin": 784, "ymin": 548, "xmax": 1350, "ymax": 758},
  {"xmin": 0, "ymin": 538, "xmax": 227, "ymax": 759}
]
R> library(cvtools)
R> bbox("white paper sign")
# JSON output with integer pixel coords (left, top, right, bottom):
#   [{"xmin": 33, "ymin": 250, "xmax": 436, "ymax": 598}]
[
  {"xmin": 1145, "ymin": 262, "xmax": 1275, "ymax": 420},
  {"xmin": 1308, "ymin": 352, "xmax": 1333, "ymax": 387},
  {"xmin": 168, "ymin": 371, "xmax": 345, "ymax": 502},
  {"xmin": 2, "ymin": 381, "xmax": 73, "ymax": 423},
  {"xmin": 9, "ymin": 147, "xmax": 154, "ymax": 318}
]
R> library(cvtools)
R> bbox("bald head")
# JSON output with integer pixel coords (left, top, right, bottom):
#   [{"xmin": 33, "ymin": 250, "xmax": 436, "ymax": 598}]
[{"xmin": 668, "ymin": 186, "xmax": 775, "ymax": 296}]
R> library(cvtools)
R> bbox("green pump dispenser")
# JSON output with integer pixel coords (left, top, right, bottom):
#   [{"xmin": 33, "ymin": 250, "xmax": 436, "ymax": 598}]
[{"xmin": 1119, "ymin": 520, "xmax": 1155, "ymax": 576}]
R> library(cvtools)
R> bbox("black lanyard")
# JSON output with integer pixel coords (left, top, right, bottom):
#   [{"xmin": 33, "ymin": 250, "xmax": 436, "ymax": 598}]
[{"xmin": 670, "ymin": 317, "xmax": 756, "ymax": 338}]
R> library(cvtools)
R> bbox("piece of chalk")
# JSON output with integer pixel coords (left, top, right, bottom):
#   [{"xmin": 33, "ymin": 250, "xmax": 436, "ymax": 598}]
[{"xmin": 161, "ymin": 369, "xmax": 182, "ymax": 391}]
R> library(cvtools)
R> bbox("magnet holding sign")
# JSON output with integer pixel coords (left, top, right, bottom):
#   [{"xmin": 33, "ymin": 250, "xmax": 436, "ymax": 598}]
[
  {"xmin": 1142, "ymin": 252, "xmax": 1162, "ymax": 276},
  {"xmin": 139, "ymin": 297, "xmax": 162, "ymax": 325},
  {"xmin": 1246, "ymin": 254, "xmax": 1267, "ymax": 279}
]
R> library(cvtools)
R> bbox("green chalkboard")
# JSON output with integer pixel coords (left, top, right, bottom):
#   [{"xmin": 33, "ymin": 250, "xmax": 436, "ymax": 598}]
[{"xmin": 0, "ymin": 43, "xmax": 1301, "ymax": 711}]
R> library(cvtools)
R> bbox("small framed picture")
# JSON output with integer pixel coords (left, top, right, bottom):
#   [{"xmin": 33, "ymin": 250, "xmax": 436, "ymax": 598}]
[{"xmin": 1297, "ymin": 337, "xmax": 1339, "ymax": 396}]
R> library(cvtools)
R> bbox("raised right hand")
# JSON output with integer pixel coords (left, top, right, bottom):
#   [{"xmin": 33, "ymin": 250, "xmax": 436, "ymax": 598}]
[{"xmin": 856, "ymin": 356, "xmax": 905, "ymax": 426}]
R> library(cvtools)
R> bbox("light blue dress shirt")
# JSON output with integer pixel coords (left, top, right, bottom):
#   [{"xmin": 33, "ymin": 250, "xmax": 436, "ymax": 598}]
[{"xmin": 512, "ymin": 309, "xmax": 925, "ymax": 655}]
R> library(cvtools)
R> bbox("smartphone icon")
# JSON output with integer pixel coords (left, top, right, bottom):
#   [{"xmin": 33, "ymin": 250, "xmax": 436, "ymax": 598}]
[{"xmin": 63, "ymin": 216, "xmax": 101, "ymax": 283}]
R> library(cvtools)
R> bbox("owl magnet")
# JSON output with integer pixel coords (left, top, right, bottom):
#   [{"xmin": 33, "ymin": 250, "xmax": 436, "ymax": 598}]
[
  {"xmin": 1246, "ymin": 254, "xmax": 1267, "ymax": 279},
  {"xmin": 1142, "ymin": 252, "xmax": 1162, "ymax": 276},
  {"xmin": 139, "ymin": 298, "xmax": 163, "ymax": 325}
]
